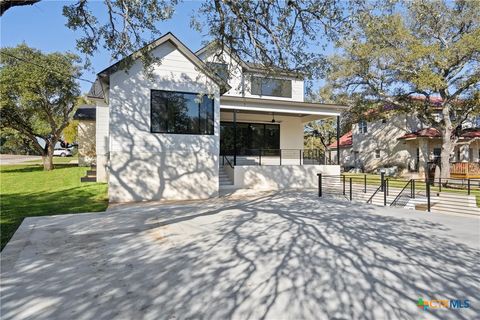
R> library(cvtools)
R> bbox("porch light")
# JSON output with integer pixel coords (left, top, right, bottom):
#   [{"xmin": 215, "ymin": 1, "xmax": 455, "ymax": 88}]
[{"xmin": 271, "ymin": 113, "xmax": 276, "ymax": 123}]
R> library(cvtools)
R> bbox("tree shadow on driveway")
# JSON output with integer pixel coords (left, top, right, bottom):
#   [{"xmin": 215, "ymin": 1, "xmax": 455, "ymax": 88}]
[{"xmin": 1, "ymin": 191, "xmax": 479, "ymax": 320}]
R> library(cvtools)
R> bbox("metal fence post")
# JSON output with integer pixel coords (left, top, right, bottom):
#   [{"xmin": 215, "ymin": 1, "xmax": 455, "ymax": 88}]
[
  {"xmin": 299, "ymin": 150, "xmax": 302, "ymax": 165},
  {"xmin": 279, "ymin": 150, "xmax": 282, "ymax": 166},
  {"xmin": 426, "ymin": 179, "xmax": 431, "ymax": 212},
  {"xmin": 349, "ymin": 178, "xmax": 352, "ymax": 201},
  {"xmin": 412, "ymin": 179, "xmax": 415, "ymax": 199},
  {"xmin": 318, "ymin": 173, "xmax": 322, "ymax": 197},
  {"xmin": 364, "ymin": 174, "xmax": 367, "ymax": 193},
  {"xmin": 342, "ymin": 175, "xmax": 346, "ymax": 195},
  {"xmin": 384, "ymin": 180, "xmax": 387, "ymax": 206},
  {"xmin": 380, "ymin": 172, "xmax": 385, "ymax": 192},
  {"xmin": 468, "ymin": 179, "xmax": 471, "ymax": 195},
  {"xmin": 439, "ymin": 177, "xmax": 441, "ymax": 193},
  {"xmin": 259, "ymin": 150, "xmax": 262, "ymax": 166}
]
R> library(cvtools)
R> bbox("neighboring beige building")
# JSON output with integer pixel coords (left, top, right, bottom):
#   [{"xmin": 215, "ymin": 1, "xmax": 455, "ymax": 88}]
[
  {"xmin": 73, "ymin": 105, "xmax": 96, "ymax": 166},
  {"xmin": 328, "ymin": 112, "xmax": 480, "ymax": 177}
]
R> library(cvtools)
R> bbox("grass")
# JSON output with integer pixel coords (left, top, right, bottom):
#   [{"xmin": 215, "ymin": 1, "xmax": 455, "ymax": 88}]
[
  {"xmin": 341, "ymin": 173, "xmax": 480, "ymax": 206},
  {"xmin": 24, "ymin": 155, "xmax": 79, "ymax": 164},
  {"xmin": 0, "ymin": 163, "xmax": 108, "ymax": 250}
]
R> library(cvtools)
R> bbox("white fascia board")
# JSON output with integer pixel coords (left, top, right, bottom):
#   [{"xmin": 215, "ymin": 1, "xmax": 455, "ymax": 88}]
[{"xmin": 220, "ymin": 104, "xmax": 341, "ymax": 117}]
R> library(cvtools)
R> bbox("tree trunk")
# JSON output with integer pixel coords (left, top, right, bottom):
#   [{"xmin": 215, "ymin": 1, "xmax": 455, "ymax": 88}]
[
  {"xmin": 440, "ymin": 103, "xmax": 454, "ymax": 180},
  {"xmin": 42, "ymin": 142, "xmax": 54, "ymax": 171},
  {"xmin": 440, "ymin": 136, "xmax": 454, "ymax": 179}
]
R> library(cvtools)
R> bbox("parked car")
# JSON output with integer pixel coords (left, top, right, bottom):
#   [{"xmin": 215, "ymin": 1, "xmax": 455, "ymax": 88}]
[{"xmin": 53, "ymin": 148, "xmax": 72, "ymax": 157}]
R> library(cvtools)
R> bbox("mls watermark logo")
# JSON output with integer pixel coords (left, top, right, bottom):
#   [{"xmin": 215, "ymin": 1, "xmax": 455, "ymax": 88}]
[{"xmin": 417, "ymin": 297, "xmax": 470, "ymax": 310}]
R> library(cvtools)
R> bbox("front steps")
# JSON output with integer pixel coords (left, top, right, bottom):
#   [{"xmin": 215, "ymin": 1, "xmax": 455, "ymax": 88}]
[
  {"xmin": 80, "ymin": 164, "xmax": 97, "ymax": 182},
  {"xmin": 321, "ymin": 179, "xmax": 479, "ymax": 216},
  {"xmin": 219, "ymin": 166, "xmax": 233, "ymax": 186}
]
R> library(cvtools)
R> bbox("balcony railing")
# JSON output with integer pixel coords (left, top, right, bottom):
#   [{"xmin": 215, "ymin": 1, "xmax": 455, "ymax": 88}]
[
  {"xmin": 450, "ymin": 162, "xmax": 480, "ymax": 178},
  {"xmin": 221, "ymin": 149, "xmax": 334, "ymax": 166}
]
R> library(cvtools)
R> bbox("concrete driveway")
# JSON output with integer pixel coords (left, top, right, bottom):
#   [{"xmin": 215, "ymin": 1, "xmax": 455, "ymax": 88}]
[
  {"xmin": 1, "ymin": 190, "xmax": 479, "ymax": 320},
  {"xmin": 0, "ymin": 154, "xmax": 42, "ymax": 165}
]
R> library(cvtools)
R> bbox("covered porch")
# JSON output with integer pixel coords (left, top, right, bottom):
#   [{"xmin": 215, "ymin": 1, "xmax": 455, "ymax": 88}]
[
  {"xmin": 399, "ymin": 129, "xmax": 480, "ymax": 178},
  {"xmin": 218, "ymin": 96, "xmax": 346, "ymax": 189}
]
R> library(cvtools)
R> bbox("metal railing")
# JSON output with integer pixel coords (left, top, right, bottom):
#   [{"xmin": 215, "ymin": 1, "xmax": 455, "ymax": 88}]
[
  {"xmin": 390, "ymin": 179, "xmax": 413, "ymax": 207},
  {"xmin": 222, "ymin": 155, "xmax": 234, "ymax": 168},
  {"xmin": 221, "ymin": 149, "xmax": 334, "ymax": 166},
  {"xmin": 317, "ymin": 172, "xmax": 480, "ymax": 212}
]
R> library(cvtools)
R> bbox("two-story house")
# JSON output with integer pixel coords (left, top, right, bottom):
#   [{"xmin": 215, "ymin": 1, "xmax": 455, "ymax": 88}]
[
  {"xmin": 328, "ymin": 109, "xmax": 480, "ymax": 177},
  {"xmin": 86, "ymin": 32, "xmax": 346, "ymax": 203}
]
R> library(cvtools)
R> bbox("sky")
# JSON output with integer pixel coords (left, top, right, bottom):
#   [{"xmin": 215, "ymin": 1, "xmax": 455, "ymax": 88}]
[
  {"xmin": 1, "ymin": 0, "xmax": 331, "ymax": 95},
  {"xmin": 0, "ymin": 0, "xmax": 210, "ymax": 93}
]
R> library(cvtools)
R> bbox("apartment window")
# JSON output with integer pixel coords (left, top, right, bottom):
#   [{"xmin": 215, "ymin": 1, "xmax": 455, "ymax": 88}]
[
  {"xmin": 358, "ymin": 120, "xmax": 368, "ymax": 134},
  {"xmin": 251, "ymin": 76, "xmax": 292, "ymax": 98},
  {"xmin": 433, "ymin": 148, "xmax": 441, "ymax": 162},
  {"xmin": 375, "ymin": 149, "xmax": 381, "ymax": 158},
  {"xmin": 151, "ymin": 90, "xmax": 214, "ymax": 135},
  {"xmin": 207, "ymin": 62, "xmax": 228, "ymax": 81}
]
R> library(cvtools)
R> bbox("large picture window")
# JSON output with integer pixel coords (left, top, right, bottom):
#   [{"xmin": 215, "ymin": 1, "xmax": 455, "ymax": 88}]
[
  {"xmin": 220, "ymin": 122, "xmax": 280, "ymax": 155},
  {"xmin": 251, "ymin": 76, "xmax": 292, "ymax": 98},
  {"xmin": 151, "ymin": 90, "xmax": 214, "ymax": 135}
]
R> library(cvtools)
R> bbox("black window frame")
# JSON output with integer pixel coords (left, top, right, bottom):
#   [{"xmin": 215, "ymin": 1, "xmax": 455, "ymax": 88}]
[
  {"xmin": 251, "ymin": 76, "xmax": 292, "ymax": 98},
  {"xmin": 150, "ymin": 89, "xmax": 215, "ymax": 135}
]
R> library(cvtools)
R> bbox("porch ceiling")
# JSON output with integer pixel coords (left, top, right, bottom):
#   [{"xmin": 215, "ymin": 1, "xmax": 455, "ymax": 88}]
[{"xmin": 220, "ymin": 95, "xmax": 347, "ymax": 119}]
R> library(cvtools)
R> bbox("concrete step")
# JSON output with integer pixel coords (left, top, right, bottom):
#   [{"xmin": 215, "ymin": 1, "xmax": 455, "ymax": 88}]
[
  {"xmin": 86, "ymin": 170, "xmax": 97, "ymax": 176},
  {"xmin": 81, "ymin": 177, "xmax": 97, "ymax": 183}
]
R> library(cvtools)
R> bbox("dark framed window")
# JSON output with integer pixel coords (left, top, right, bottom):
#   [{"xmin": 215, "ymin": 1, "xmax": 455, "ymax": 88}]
[
  {"xmin": 151, "ymin": 90, "xmax": 214, "ymax": 135},
  {"xmin": 358, "ymin": 120, "xmax": 368, "ymax": 133},
  {"xmin": 220, "ymin": 121, "xmax": 280, "ymax": 155},
  {"xmin": 251, "ymin": 76, "xmax": 292, "ymax": 98},
  {"xmin": 375, "ymin": 149, "xmax": 381, "ymax": 158},
  {"xmin": 433, "ymin": 148, "xmax": 441, "ymax": 162}
]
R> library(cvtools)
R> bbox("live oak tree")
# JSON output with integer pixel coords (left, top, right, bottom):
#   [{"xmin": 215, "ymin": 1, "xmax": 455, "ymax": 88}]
[
  {"xmin": 326, "ymin": 0, "xmax": 480, "ymax": 179},
  {"xmin": 0, "ymin": 45, "xmax": 81, "ymax": 170},
  {"xmin": 1, "ymin": 0, "xmax": 360, "ymax": 81}
]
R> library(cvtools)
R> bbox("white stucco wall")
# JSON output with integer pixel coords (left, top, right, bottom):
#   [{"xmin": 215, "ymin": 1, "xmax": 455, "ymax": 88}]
[
  {"xmin": 78, "ymin": 120, "xmax": 96, "ymax": 166},
  {"xmin": 232, "ymin": 165, "xmax": 340, "ymax": 190},
  {"xmin": 199, "ymin": 49, "xmax": 304, "ymax": 102},
  {"xmin": 96, "ymin": 102, "xmax": 109, "ymax": 182},
  {"xmin": 108, "ymin": 41, "xmax": 220, "ymax": 202}
]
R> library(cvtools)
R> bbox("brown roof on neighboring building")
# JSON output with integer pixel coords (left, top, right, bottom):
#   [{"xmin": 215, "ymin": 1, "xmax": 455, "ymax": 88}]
[
  {"xmin": 398, "ymin": 128, "xmax": 480, "ymax": 140},
  {"xmin": 327, "ymin": 131, "xmax": 352, "ymax": 149}
]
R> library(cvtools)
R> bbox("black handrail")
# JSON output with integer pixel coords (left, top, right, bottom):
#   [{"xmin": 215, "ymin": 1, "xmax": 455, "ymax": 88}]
[
  {"xmin": 222, "ymin": 155, "xmax": 234, "ymax": 168},
  {"xmin": 390, "ymin": 179, "xmax": 413, "ymax": 207},
  {"xmin": 366, "ymin": 184, "xmax": 383, "ymax": 204}
]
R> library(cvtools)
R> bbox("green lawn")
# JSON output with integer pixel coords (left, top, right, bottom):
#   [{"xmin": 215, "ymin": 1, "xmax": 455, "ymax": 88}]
[
  {"xmin": 341, "ymin": 173, "xmax": 480, "ymax": 206},
  {"xmin": 0, "ymin": 163, "xmax": 108, "ymax": 250}
]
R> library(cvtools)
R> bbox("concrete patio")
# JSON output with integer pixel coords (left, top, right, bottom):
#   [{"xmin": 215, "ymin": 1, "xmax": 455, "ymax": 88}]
[{"xmin": 1, "ymin": 190, "xmax": 479, "ymax": 320}]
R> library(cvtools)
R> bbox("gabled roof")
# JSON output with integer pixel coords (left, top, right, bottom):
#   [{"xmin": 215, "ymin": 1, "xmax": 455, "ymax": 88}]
[
  {"xmin": 327, "ymin": 131, "xmax": 352, "ymax": 149},
  {"xmin": 97, "ymin": 32, "xmax": 231, "ymax": 94},
  {"xmin": 87, "ymin": 79, "xmax": 105, "ymax": 100},
  {"xmin": 196, "ymin": 41, "xmax": 304, "ymax": 78}
]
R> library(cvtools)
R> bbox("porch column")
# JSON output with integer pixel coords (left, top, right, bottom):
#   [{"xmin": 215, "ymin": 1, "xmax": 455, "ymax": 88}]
[
  {"xmin": 233, "ymin": 109, "xmax": 237, "ymax": 166},
  {"xmin": 336, "ymin": 115, "xmax": 340, "ymax": 165},
  {"xmin": 418, "ymin": 138, "xmax": 429, "ymax": 177}
]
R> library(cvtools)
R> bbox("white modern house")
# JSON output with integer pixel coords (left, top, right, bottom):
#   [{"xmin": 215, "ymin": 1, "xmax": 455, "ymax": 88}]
[{"xmin": 87, "ymin": 32, "xmax": 346, "ymax": 202}]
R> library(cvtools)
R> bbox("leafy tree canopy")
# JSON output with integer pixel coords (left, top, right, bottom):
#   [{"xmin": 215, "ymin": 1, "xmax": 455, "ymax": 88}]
[
  {"xmin": 0, "ymin": 44, "xmax": 81, "ymax": 170},
  {"xmin": 325, "ymin": 0, "xmax": 480, "ymax": 178}
]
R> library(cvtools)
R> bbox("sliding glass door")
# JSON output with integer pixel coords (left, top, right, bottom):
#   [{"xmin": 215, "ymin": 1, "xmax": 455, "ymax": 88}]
[{"xmin": 220, "ymin": 122, "xmax": 280, "ymax": 155}]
